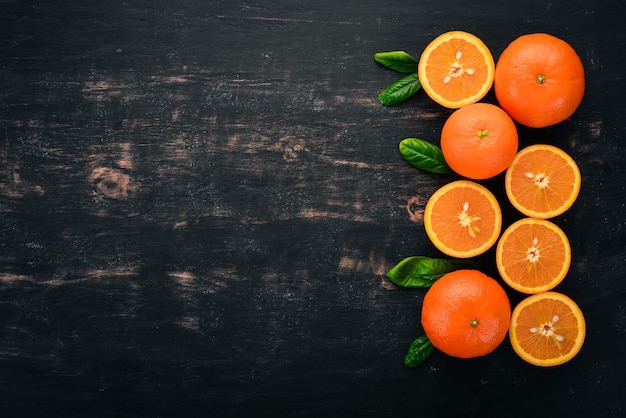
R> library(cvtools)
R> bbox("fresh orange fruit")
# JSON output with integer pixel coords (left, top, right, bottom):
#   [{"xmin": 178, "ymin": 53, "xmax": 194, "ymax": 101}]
[
  {"xmin": 494, "ymin": 33, "xmax": 585, "ymax": 128},
  {"xmin": 496, "ymin": 218, "xmax": 571, "ymax": 294},
  {"xmin": 509, "ymin": 291, "xmax": 586, "ymax": 367},
  {"xmin": 417, "ymin": 31, "xmax": 495, "ymax": 109},
  {"xmin": 424, "ymin": 180, "xmax": 502, "ymax": 258},
  {"xmin": 421, "ymin": 269, "xmax": 511, "ymax": 358},
  {"xmin": 441, "ymin": 102, "xmax": 518, "ymax": 180},
  {"xmin": 505, "ymin": 144, "xmax": 581, "ymax": 219}
]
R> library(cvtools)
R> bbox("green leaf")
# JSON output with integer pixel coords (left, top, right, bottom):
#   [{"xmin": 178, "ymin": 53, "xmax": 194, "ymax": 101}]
[
  {"xmin": 399, "ymin": 138, "xmax": 451, "ymax": 174},
  {"xmin": 377, "ymin": 73, "xmax": 421, "ymax": 106},
  {"xmin": 386, "ymin": 256, "xmax": 478, "ymax": 288},
  {"xmin": 374, "ymin": 51, "xmax": 418, "ymax": 73},
  {"xmin": 405, "ymin": 335, "xmax": 434, "ymax": 368}
]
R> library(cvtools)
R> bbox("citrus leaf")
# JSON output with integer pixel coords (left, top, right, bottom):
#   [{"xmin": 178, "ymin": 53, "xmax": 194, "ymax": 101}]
[
  {"xmin": 405, "ymin": 335, "xmax": 434, "ymax": 368},
  {"xmin": 374, "ymin": 51, "xmax": 418, "ymax": 73},
  {"xmin": 399, "ymin": 138, "xmax": 451, "ymax": 174},
  {"xmin": 386, "ymin": 256, "xmax": 478, "ymax": 288},
  {"xmin": 377, "ymin": 73, "xmax": 421, "ymax": 106}
]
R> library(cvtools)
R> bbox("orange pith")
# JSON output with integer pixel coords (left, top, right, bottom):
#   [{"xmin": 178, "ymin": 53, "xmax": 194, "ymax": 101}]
[
  {"xmin": 509, "ymin": 292, "xmax": 586, "ymax": 367},
  {"xmin": 418, "ymin": 31, "xmax": 495, "ymax": 109},
  {"xmin": 424, "ymin": 180, "xmax": 502, "ymax": 258},
  {"xmin": 422, "ymin": 269, "xmax": 511, "ymax": 359},
  {"xmin": 496, "ymin": 218, "xmax": 571, "ymax": 294},
  {"xmin": 505, "ymin": 144, "xmax": 581, "ymax": 219}
]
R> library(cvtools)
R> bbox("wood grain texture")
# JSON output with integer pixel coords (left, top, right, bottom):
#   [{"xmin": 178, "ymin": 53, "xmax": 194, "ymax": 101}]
[{"xmin": 1, "ymin": 0, "xmax": 625, "ymax": 416}]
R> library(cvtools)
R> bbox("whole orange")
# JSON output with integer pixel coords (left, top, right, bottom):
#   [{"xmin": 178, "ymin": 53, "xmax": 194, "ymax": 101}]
[
  {"xmin": 494, "ymin": 33, "xmax": 585, "ymax": 128},
  {"xmin": 440, "ymin": 103, "xmax": 518, "ymax": 180},
  {"xmin": 421, "ymin": 269, "xmax": 511, "ymax": 359}
]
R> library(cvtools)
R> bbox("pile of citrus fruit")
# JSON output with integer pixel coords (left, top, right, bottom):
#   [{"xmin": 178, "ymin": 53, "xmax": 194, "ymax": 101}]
[{"xmin": 377, "ymin": 31, "xmax": 587, "ymax": 368}]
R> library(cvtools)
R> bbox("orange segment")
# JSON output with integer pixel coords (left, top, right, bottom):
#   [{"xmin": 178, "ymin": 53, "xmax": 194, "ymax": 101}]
[
  {"xmin": 505, "ymin": 144, "xmax": 581, "ymax": 219},
  {"xmin": 496, "ymin": 218, "xmax": 571, "ymax": 294},
  {"xmin": 509, "ymin": 292, "xmax": 586, "ymax": 367},
  {"xmin": 418, "ymin": 31, "xmax": 495, "ymax": 109},
  {"xmin": 424, "ymin": 180, "xmax": 502, "ymax": 258}
]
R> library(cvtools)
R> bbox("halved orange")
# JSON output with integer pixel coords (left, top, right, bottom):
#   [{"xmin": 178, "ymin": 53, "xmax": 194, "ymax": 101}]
[
  {"xmin": 417, "ymin": 31, "xmax": 495, "ymax": 109},
  {"xmin": 505, "ymin": 144, "xmax": 581, "ymax": 219},
  {"xmin": 496, "ymin": 218, "xmax": 571, "ymax": 294},
  {"xmin": 424, "ymin": 180, "xmax": 502, "ymax": 258},
  {"xmin": 509, "ymin": 291, "xmax": 586, "ymax": 367}
]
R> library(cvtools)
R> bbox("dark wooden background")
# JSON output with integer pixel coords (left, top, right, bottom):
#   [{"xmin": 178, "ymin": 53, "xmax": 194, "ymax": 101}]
[{"xmin": 1, "ymin": 0, "xmax": 625, "ymax": 416}]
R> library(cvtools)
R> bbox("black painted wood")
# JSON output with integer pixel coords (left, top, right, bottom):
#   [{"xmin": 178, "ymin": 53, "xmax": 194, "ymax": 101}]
[{"xmin": 1, "ymin": 0, "xmax": 625, "ymax": 416}]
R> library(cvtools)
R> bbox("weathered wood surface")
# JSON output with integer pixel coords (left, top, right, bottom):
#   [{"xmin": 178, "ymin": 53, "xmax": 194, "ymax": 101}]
[{"xmin": 1, "ymin": 0, "xmax": 625, "ymax": 416}]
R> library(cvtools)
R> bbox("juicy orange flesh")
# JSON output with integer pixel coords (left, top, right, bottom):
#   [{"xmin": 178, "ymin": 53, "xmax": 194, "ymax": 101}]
[
  {"xmin": 423, "ymin": 38, "xmax": 490, "ymax": 103},
  {"xmin": 499, "ymin": 222, "xmax": 567, "ymax": 288},
  {"xmin": 513, "ymin": 298, "xmax": 580, "ymax": 361},
  {"xmin": 508, "ymin": 149, "xmax": 577, "ymax": 214},
  {"xmin": 429, "ymin": 185, "xmax": 498, "ymax": 253}
]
